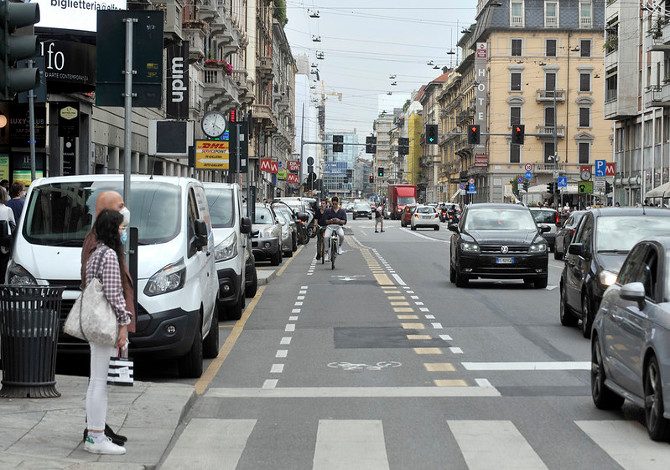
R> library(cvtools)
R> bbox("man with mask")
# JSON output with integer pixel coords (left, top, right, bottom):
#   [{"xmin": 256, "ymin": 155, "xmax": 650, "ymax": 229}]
[{"xmin": 80, "ymin": 191, "xmax": 133, "ymax": 447}]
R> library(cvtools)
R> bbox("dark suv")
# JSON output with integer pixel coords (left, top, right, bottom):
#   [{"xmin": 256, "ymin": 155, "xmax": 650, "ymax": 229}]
[{"xmin": 449, "ymin": 203, "xmax": 550, "ymax": 288}]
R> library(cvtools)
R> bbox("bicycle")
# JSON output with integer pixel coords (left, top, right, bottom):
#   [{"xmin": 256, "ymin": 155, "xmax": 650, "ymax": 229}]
[
  {"xmin": 329, "ymin": 228, "xmax": 339, "ymax": 270},
  {"xmin": 317, "ymin": 226, "xmax": 326, "ymax": 265}
]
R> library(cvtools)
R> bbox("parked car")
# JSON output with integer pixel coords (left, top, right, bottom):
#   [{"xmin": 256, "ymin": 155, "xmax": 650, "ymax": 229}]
[
  {"xmin": 529, "ymin": 207, "xmax": 560, "ymax": 251},
  {"xmin": 352, "ymin": 202, "xmax": 372, "ymax": 220},
  {"xmin": 400, "ymin": 205, "xmax": 417, "ymax": 227},
  {"xmin": 591, "ymin": 238, "xmax": 670, "ymax": 441},
  {"xmin": 560, "ymin": 207, "xmax": 670, "ymax": 338},
  {"xmin": 9, "ymin": 175, "xmax": 219, "ymax": 378},
  {"xmin": 411, "ymin": 205, "xmax": 439, "ymax": 231},
  {"xmin": 274, "ymin": 209, "xmax": 295, "ymax": 258},
  {"xmin": 272, "ymin": 203, "xmax": 298, "ymax": 253},
  {"xmin": 250, "ymin": 204, "xmax": 282, "ymax": 266},
  {"xmin": 203, "ymin": 183, "xmax": 251, "ymax": 320},
  {"xmin": 554, "ymin": 210, "xmax": 585, "ymax": 260},
  {"xmin": 449, "ymin": 203, "xmax": 550, "ymax": 288}
]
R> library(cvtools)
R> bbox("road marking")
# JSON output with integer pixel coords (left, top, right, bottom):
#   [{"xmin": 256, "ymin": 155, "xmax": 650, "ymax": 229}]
[
  {"xmin": 299, "ymin": 290, "xmax": 307, "ymax": 295},
  {"xmin": 410, "ymin": 295, "xmax": 419, "ymax": 299},
  {"xmin": 407, "ymin": 334, "xmax": 432, "ymax": 340},
  {"xmin": 424, "ymin": 363, "xmax": 455, "ymax": 372},
  {"xmin": 475, "ymin": 378, "xmax": 493, "ymax": 388},
  {"xmin": 414, "ymin": 347, "xmax": 443, "ymax": 355},
  {"xmin": 297, "ymin": 295, "xmax": 305, "ymax": 300},
  {"xmin": 289, "ymin": 316, "xmax": 299, "ymax": 321},
  {"xmin": 270, "ymin": 364, "xmax": 284, "ymax": 373},
  {"xmin": 291, "ymin": 308, "xmax": 301, "ymax": 314},
  {"xmin": 301, "ymin": 285, "xmax": 308, "ymax": 289},
  {"xmin": 575, "ymin": 420, "xmax": 670, "ymax": 469},
  {"xmin": 285, "ymin": 324, "xmax": 296, "ymax": 332},
  {"xmin": 407, "ymin": 290, "xmax": 415, "ymax": 294},
  {"xmin": 461, "ymin": 361, "xmax": 591, "ymax": 371},
  {"xmin": 262, "ymin": 379, "xmax": 278, "ymax": 389},
  {"xmin": 280, "ymin": 337, "xmax": 292, "ymax": 345},
  {"xmin": 390, "ymin": 301, "xmax": 410, "ymax": 306},
  {"xmin": 403, "ymin": 229, "xmax": 451, "ymax": 244},
  {"xmin": 393, "ymin": 307, "xmax": 414, "ymax": 313},
  {"xmin": 392, "ymin": 274, "xmax": 407, "ymax": 286},
  {"xmin": 387, "ymin": 295, "xmax": 405, "ymax": 300},
  {"xmin": 275, "ymin": 350, "xmax": 288, "ymax": 358},
  {"xmin": 374, "ymin": 273, "xmax": 394, "ymax": 286},
  {"xmin": 425, "ymin": 315, "xmax": 435, "ymax": 320},
  {"xmin": 434, "ymin": 379, "xmax": 467, "ymax": 387},
  {"xmin": 313, "ymin": 420, "xmax": 390, "ymax": 470},
  {"xmin": 415, "ymin": 301, "xmax": 425, "ymax": 306},
  {"xmin": 161, "ymin": 419, "xmax": 256, "ymax": 470},
  {"xmin": 448, "ymin": 420, "xmax": 548, "ymax": 470},
  {"xmin": 449, "ymin": 347, "xmax": 463, "ymax": 354},
  {"xmin": 431, "ymin": 323, "xmax": 443, "ymax": 329},
  {"xmin": 397, "ymin": 314, "xmax": 419, "ymax": 320},
  {"xmin": 384, "ymin": 290, "xmax": 401, "ymax": 294},
  {"xmin": 419, "ymin": 307, "xmax": 430, "ymax": 312},
  {"xmin": 206, "ymin": 386, "xmax": 501, "ymax": 398},
  {"xmin": 401, "ymin": 322, "xmax": 425, "ymax": 330},
  {"xmin": 194, "ymin": 285, "xmax": 267, "ymax": 395},
  {"xmin": 439, "ymin": 334, "xmax": 453, "ymax": 341},
  {"xmin": 294, "ymin": 301, "xmax": 303, "ymax": 306}
]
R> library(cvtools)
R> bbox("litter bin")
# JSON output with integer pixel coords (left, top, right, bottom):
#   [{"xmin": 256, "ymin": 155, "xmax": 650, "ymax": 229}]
[{"xmin": 0, "ymin": 286, "xmax": 65, "ymax": 398}]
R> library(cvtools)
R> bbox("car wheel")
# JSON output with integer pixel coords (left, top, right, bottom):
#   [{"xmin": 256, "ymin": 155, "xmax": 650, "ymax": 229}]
[
  {"xmin": 434, "ymin": 226, "xmax": 439, "ymax": 231},
  {"xmin": 202, "ymin": 305, "xmax": 219, "ymax": 359},
  {"xmin": 369, "ymin": 216, "xmax": 372, "ymax": 220},
  {"xmin": 411, "ymin": 225, "xmax": 416, "ymax": 231},
  {"xmin": 455, "ymin": 266, "xmax": 469, "ymax": 288},
  {"xmin": 645, "ymin": 355, "xmax": 670, "ymax": 441},
  {"xmin": 178, "ymin": 314, "xmax": 204, "ymax": 378},
  {"xmin": 560, "ymin": 282, "xmax": 578, "ymax": 327},
  {"xmin": 270, "ymin": 250, "xmax": 282, "ymax": 266},
  {"xmin": 591, "ymin": 337, "xmax": 624, "ymax": 410},
  {"xmin": 353, "ymin": 215, "xmax": 356, "ymax": 220},
  {"xmin": 582, "ymin": 292, "xmax": 594, "ymax": 338},
  {"xmin": 222, "ymin": 290, "xmax": 245, "ymax": 321},
  {"xmin": 534, "ymin": 276, "xmax": 548, "ymax": 289},
  {"xmin": 284, "ymin": 247, "xmax": 293, "ymax": 257},
  {"xmin": 449, "ymin": 264, "xmax": 456, "ymax": 283},
  {"xmin": 292, "ymin": 235, "xmax": 298, "ymax": 252},
  {"xmin": 554, "ymin": 250, "xmax": 563, "ymax": 261},
  {"xmin": 245, "ymin": 266, "xmax": 258, "ymax": 298}
]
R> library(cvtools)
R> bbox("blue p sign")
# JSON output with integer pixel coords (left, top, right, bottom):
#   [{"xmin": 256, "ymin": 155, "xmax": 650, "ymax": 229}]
[{"xmin": 595, "ymin": 160, "xmax": 606, "ymax": 177}]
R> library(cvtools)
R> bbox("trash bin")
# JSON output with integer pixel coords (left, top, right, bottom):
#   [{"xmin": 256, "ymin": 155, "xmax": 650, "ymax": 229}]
[{"xmin": 0, "ymin": 286, "xmax": 65, "ymax": 398}]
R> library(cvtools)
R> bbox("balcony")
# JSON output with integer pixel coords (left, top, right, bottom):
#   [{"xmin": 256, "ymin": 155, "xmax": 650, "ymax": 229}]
[
  {"xmin": 535, "ymin": 125, "xmax": 566, "ymax": 138},
  {"xmin": 232, "ymin": 70, "xmax": 254, "ymax": 104},
  {"xmin": 252, "ymin": 103, "xmax": 278, "ymax": 132},
  {"xmin": 645, "ymin": 85, "xmax": 670, "ymax": 108},
  {"xmin": 153, "ymin": 0, "xmax": 183, "ymax": 42},
  {"xmin": 545, "ymin": 16, "xmax": 558, "ymax": 28},
  {"xmin": 580, "ymin": 16, "xmax": 592, "ymax": 29},
  {"xmin": 510, "ymin": 16, "xmax": 523, "ymax": 27},
  {"xmin": 454, "ymin": 137, "xmax": 472, "ymax": 157},
  {"xmin": 184, "ymin": 24, "xmax": 207, "ymax": 62},
  {"xmin": 197, "ymin": 0, "xmax": 219, "ymax": 22},
  {"xmin": 536, "ymin": 89, "xmax": 565, "ymax": 102},
  {"xmin": 211, "ymin": 13, "xmax": 241, "ymax": 54},
  {"xmin": 203, "ymin": 65, "xmax": 239, "ymax": 110},
  {"xmin": 256, "ymin": 57, "xmax": 273, "ymax": 81}
]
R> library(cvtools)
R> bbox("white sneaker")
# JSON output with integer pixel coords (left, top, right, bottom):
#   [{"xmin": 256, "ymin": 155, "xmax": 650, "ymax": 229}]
[
  {"xmin": 324, "ymin": 253, "xmax": 330, "ymax": 262},
  {"xmin": 337, "ymin": 247, "xmax": 344, "ymax": 255},
  {"xmin": 84, "ymin": 435, "xmax": 126, "ymax": 455}
]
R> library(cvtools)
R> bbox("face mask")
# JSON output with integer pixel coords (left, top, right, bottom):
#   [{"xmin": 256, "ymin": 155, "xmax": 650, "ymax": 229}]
[
  {"xmin": 119, "ymin": 207, "xmax": 130, "ymax": 226},
  {"xmin": 120, "ymin": 228, "xmax": 128, "ymax": 245}
]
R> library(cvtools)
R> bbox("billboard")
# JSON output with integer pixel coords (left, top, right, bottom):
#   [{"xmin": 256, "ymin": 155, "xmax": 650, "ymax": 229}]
[
  {"xmin": 36, "ymin": 0, "xmax": 127, "ymax": 32},
  {"xmin": 195, "ymin": 140, "xmax": 229, "ymax": 170},
  {"xmin": 166, "ymin": 42, "xmax": 189, "ymax": 120},
  {"xmin": 324, "ymin": 161, "xmax": 347, "ymax": 176}
]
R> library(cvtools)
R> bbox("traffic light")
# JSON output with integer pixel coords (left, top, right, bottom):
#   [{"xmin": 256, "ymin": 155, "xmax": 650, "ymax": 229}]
[
  {"xmin": 467, "ymin": 124, "xmax": 480, "ymax": 145},
  {"xmin": 365, "ymin": 136, "xmax": 377, "ymax": 154},
  {"xmin": 425, "ymin": 124, "xmax": 438, "ymax": 144},
  {"xmin": 333, "ymin": 134, "xmax": 344, "ymax": 152},
  {"xmin": 546, "ymin": 182, "xmax": 555, "ymax": 194},
  {"xmin": 512, "ymin": 125, "xmax": 525, "ymax": 145},
  {"xmin": 0, "ymin": 1, "xmax": 40, "ymax": 100},
  {"xmin": 377, "ymin": 167, "xmax": 384, "ymax": 177},
  {"xmin": 398, "ymin": 137, "xmax": 409, "ymax": 156},
  {"xmin": 369, "ymin": 175, "xmax": 374, "ymax": 183}
]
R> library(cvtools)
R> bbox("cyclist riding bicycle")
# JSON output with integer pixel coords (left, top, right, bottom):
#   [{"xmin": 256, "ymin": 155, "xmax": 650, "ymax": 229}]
[
  {"xmin": 323, "ymin": 196, "xmax": 347, "ymax": 262},
  {"xmin": 314, "ymin": 197, "xmax": 329, "ymax": 261}
]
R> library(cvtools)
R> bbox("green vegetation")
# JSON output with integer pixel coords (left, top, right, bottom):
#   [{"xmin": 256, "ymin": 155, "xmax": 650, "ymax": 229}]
[{"xmin": 274, "ymin": 0, "xmax": 288, "ymax": 26}]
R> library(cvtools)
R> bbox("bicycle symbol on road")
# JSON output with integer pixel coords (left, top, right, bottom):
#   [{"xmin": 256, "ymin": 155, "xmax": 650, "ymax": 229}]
[{"xmin": 327, "ymin": 361, "xmax": 402, "ymax": 371}]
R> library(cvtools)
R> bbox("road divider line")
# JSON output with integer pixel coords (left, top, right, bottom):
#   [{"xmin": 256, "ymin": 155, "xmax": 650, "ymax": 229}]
[
  {"xmin": 270, "ymin": 364, "xmax": 284, "ymax": 373},
  {"xmin": 205, "ymin": 386, "xmax": 501, "ymax": 398},
  {"xmin": 461, "ymin": 361, "xmax": 590, "ymax": 371},
  {"xmin": 276, "ymin": 350, "xmax": 288, "ymax": 358},
  {"xmin": 262, "ymin": 379, "xmax": 278, "ymax": 389},
  {"xmin": 392, "ymin": 274, "xmax": 407, "ymax": 286},
  {"xmin": 280, "ymin": 336, "xmax": 291, "ymax": 345}
]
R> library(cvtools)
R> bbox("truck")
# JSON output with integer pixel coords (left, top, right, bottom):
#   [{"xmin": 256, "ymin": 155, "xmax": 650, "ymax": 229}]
[{"xmin": 388, "ymin": 184, "xmax": 417, "ymax": 219}]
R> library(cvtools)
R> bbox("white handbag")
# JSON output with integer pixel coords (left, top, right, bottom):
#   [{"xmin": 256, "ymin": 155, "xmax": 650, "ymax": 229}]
[{"xmin": 64, "ymin": 248, "xmax": 118, "ymax": 346}]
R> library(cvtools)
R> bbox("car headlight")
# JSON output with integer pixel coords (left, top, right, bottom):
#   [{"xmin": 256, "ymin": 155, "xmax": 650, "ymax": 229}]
[
  {"xmin": 529, "ymin": 243, "xmax": 547, "ymax": 253},
  {"xmin": 262, "ymin": 227, "xmax": 275, "ymax": 237},
  {"xmin": 460, "ymin": 242, "xmax": 480, "ymax": 253},
  {"xmin": 215, "ymin": 233, "xmax": 237, "ymax": 262},
  {"xmin": 144, "ymin": 259, "xmax": 186, "ymax": 296},
  {"xmin": 598, "ymin": 270, "xmax": 617, "ymax": 287},
  {"xmin": 7, "ymin": 262, "xmax": 37, "ymax": 285}
]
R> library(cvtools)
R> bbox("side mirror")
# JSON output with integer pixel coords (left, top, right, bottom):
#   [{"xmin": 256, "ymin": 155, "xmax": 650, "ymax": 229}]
[
  {"xmin": 568, "ymin": 242, "xmax": 583, "ymax": 256},
  {"xmin": 193, "ymin": 219, "xmax": 209, "ymax": 249},
  {"xmin": 240, "ymin": 216, "xmax": 252, "ymax": 234},
  {"xmin": 621, "ymin": 282, "xmax": 646, "ymax": 308},
  {"xmin": 448, "ymin": 223, "xmax": 459, "ymax": 233},
  {"xmin": 540, "ymin": 225, "xmax": 551, "ymax": 233}
]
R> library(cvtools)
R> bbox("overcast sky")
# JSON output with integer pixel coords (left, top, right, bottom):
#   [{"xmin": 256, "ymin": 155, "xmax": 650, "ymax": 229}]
[{"xmin": 285, "ymin": 1, "xmax": 477, "ymax": 137}]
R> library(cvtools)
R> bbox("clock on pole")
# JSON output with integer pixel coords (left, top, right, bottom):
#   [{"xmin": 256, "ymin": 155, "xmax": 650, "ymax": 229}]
[{"xmin": 201, "ymin": 111, "xmax": 227, "ymax": 138}]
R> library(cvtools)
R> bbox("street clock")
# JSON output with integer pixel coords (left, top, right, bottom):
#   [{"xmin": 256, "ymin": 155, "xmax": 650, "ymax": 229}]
[
  {"xmin": 580, "ymin": 168, "xmax": 592, "ymax": 181},
  {"xmin": 201, "ymin": 111, "xmax": 227, "ymax": 138}
]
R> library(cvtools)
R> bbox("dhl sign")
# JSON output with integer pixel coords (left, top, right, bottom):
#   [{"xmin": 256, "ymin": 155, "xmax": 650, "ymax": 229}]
[
  {"xmin": 195, "ymin": 140, "xmax": 229, "ymax": 170},
  {"xmin": 287, "ymin": 173, "xmax": 299, "ymax": 184},
  {"xmin": 260, "ymin": 158, "xmax": 279, "ymax": 174}
]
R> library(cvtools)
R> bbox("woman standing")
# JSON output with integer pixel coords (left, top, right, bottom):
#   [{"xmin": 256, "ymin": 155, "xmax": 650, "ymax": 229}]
[{"xmin": 83, "ymin": 209, "xmax": 131, "ymax": 455}]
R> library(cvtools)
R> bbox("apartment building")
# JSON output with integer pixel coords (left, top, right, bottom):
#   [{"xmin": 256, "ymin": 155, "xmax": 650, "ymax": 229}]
[
  {"xmin": 419, "ymin": 71, "xmax": 450, "ymax": 202},
  {"xmin": 373, "ymin": 111, "xmax": 395, "ymax": 195}
]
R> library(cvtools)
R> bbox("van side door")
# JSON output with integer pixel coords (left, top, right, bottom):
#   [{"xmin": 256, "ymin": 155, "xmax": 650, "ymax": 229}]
[
  {"xmin": 186, "ymin": 186, "xmax": 214, "ymax": 327},
  {"xmin": 193, "ymin": 185, "xmax": 217, "ymax": 323}
]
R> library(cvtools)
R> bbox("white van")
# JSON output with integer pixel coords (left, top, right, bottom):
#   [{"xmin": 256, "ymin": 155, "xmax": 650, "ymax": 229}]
[
  {"xmin": 202, "ymin": 182, "xmax": 252, "ymax": 320},
  {"xmin": 8, "ymin": 175, "xmax": 219, "ymax": 378}
]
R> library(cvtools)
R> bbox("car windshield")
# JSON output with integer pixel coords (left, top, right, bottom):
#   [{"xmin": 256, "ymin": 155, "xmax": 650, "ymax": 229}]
[
  {"xmin": 398, "ymin": 196, "xmax": 415, "ymax": 205},
  {"xmin": 254, "ymin": 207, "xmax": 273, "ymax": 224},
  {"xmin": 464, "ymin": 208, "xmax": 537, "ymax": 231},
  {"xmin": 597, "ymin": 216, "xmax": 670, "ymax": 252},
  {"xmin": 274, "ymin": 207, "xmax": 293, "ymax": 221},
  {"xmin": 531, "ymin": 210, "xmax": 556, "ymax": 224},
  {"xmin": 417, "ymin": 206, "xmax": 434, "ymax": 214},
  {"xmin": 204, "ymin": 187, "xmax": 234, "ymax": 228},
  {"xmin": 23, "ymin": 181, "xmax": 181, "ymax": 246},
  {"xmin": 355, "ymin": 204, "xmax": 370, "ymax": 210}
]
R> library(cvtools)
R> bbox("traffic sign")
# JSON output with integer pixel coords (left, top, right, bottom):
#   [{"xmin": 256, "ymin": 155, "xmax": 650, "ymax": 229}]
[
  {"xmin": 524, "ymin": 163, "xmax": 533, "ymax": 172},
  {"xmin": 606, "ymin": 162, "xmax": 616, "ymax": 176},
  {"xmin": 467, "ymin": 183, "xmax": 476, "ymax": 194},
  {"xmin": 524, "ymin": 171, "xmax": 532, "ymax": 179},
  {"xmin": 578, "ymin": 181, "xmax": 594, "ymax": 194},
  {"xmin": 517, "ymin": 176, "xmax": 523, "ymax": 184},
  {"xmin": 468, "ymin": 178, "xmax": 475, "ymax": 184},
  {"xmin": 307, "ymin": 156, "xmax": 314, "ymax": 166},
  {"xmin": 556, "ymin": 176, "xmax": 568, "ymax": 189},
  {"xmin": 595, "ymin": 177, "xmax": 606, "ymax": 192},
  {"xmin": 595, "ymin": 160, "xmax": 607, "ymax": 177},
  {"xmin": 458, "ymin": 183, "xmax": 465, "ymax": 190}
]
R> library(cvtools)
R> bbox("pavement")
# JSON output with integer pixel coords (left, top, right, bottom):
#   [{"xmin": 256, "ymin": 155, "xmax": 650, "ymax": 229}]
[{"xmin": 256, "ymin": 266, "xmax": 276, "ymax": 286}]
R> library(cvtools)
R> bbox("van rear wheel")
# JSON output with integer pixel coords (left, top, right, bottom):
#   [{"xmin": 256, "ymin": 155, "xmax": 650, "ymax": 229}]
[
  {"xmin": 245, "ymin": 267, "xmax": 258, "ymax": 298},
  {"xmin": 178, "ymin": 315, "xmax": 203, "ymax": 378},
  {"xmin": 202, "ymin": 306, "xmax": 219, "ymax": 359}
]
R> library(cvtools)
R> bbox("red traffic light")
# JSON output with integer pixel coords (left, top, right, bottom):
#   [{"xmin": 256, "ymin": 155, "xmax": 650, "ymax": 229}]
[
  {"xmin": 512, "ymin": 124, "xmax": 525, "ymax": 145},
  {"xmin": 467, "ymin": 124, "xmax": 480, "ymax": 145}
]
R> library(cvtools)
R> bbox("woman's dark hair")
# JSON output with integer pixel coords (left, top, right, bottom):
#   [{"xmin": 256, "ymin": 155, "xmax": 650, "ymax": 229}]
[{"xmin": 93, "ymin": 209, "xmax": 124, "ymax": 262}]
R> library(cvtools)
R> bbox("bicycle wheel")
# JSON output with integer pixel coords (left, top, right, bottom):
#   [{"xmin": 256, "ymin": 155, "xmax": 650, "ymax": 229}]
[
  {"xmin": 320, "ymin": 236, "xmax": 325, "ymax": 264},
  {"xmin": 331, "ymin": 238, "xmax": 337, "ymax": 270}
]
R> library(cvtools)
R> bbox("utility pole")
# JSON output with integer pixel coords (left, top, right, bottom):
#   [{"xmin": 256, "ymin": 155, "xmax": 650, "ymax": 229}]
[
  {"xmin": 300, "ymin": 102, "xmax": 305, "ymax": 193},
  {"xmin": 122, "ymin": 16, "xmax": 136, "ymax": 257},
  {"xmin": 28, "ymin": 59, "xmax": 36, "ymax": 181},
  {"xmin": 553, "ymin": 90, "xmax": 559, "ymax": 209}
]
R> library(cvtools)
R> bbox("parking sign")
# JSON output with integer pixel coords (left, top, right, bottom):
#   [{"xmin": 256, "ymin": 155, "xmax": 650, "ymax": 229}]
[{"xmin": 595, "ymin": 160, "xmax": 607, "ymax": 178}]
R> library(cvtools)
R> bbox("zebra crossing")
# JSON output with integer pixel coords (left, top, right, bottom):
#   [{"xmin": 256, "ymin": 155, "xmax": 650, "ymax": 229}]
[{"xmin": 162, "ymin": 417, "xmax": 670, "ymax": 469}]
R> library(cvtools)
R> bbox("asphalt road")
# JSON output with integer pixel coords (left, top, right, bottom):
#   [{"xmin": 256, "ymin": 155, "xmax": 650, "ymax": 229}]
[{"xmin": 158, "ymin": 218, "xmax": 670, "ymax": 469}]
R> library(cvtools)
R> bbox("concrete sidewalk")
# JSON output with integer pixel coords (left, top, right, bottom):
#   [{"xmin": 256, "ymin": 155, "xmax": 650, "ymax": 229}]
[
  {"xmin": 0, "ymin": 371, "xmax": 193, "ymax": 469},
  {"xmin": 256, "ymin": 267, "xmax": 276, "ymax": 285}
]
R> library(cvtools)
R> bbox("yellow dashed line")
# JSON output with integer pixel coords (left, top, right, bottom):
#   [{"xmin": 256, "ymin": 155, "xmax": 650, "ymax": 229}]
[
  {"xmin": 402, "ymin": 323, "xmax": 425, "ymax": 330},
  {"xmin": 374, "ymin": 273, "xmax": 394, "ymax": 286},
  {"xmin": 390, "ymin": 301, "xmax": 410, "ymax": 306},
  {"xmin": 407, "ymin": 334, "xmax": 432, "ymax": 340},
  {"xmin": 434, "ymin": 379, "xmax": 468, "ymax": 387},
  {"xmin": 393, "ymin": 307, "xmax": 414, "ymax": 313},
  {"xmin": 397, "ymin": 314, "xmax": 419, "ymax": 320},
  {"xmin": 424, "ymin": 363, "xmax": 456, "ymax": 372},
  {"xmin": 414, "ymin": 347, "xmax": 443, "ymax": 355},
  {"xmin": 387, "ymin": 296, "xmax": 406, "ymax": 300}
]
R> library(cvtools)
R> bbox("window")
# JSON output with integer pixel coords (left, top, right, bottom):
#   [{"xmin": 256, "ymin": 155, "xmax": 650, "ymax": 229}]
[
  {"xmin": 545, "ymin": 72, "xmax": 556, "ymax": 91},
  {"xmin": 510, "ymin": 106, "xmax": 521, "ymax": 126},
  {"xmin": 511, "ymin": 38, "xmax": 522, "ymax": 56},
  {"xmin": 606, "ymin": 70, "xmax": 618, "ymax": 102},
  {"xmin": 511, "ymin": 1, "xmax": 524, "ymax": 27},
  {"xmin": 580, "ymin": 1, "xmax": 592, "ymax": 28},
  {"xmin": 511, "ymin": 72, "xmax": 522, "ymax": 91},
  {"xmin": 546, "ymin": 39, "xmax": 557, "ymax": 57},
  {"xmin": 578, "ymin": 142, "xmax": 590, "ymax": 164},
  {"xmin": 579, "ymin": 107, "xmax": 590, "ymax": 127},
  {"xmin": 580, "ymin": 39, "xmax": 591, "ymax": 57},
  {"xmin": 544, "ymin": 142, "xmax": 555, "ymax": 163},
  {"xmin": 510, "ymin": 144, "xmax": 521, "ymax": 163},
  {"xmin": 545, "ymin": 1, "xmax": 558, "ymax": 27},
  {"xmin": 579, "ymin": 72, "xmax": 591, "ymax": 91},
  {"xmin": 544, "ymin": 106, "xmax": 555, "ymax": 126}
]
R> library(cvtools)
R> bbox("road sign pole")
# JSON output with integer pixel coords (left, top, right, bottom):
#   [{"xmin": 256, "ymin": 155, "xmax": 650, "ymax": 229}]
[
  {"xmin": 28, "ymin": 59, "xmax": 36, "ymax": 181},
  {"xmin": 123, "ymin": 17, "xmax": 136, "ymax": 257}
]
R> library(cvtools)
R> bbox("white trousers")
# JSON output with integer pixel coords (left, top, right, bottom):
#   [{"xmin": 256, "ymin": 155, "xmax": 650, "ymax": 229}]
[
  {"xmin": 86, "ymin": 343, "xmax": 114, "ymax": 430},
  {"xmin": 323, "ymin": 225, "xmax": 344, "ymax": 254}
]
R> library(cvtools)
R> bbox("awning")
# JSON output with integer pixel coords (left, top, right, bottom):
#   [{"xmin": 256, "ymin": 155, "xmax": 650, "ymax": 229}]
[{"xmin": 645, "ymin": 181, "xmax": 670, "ymax": 198}]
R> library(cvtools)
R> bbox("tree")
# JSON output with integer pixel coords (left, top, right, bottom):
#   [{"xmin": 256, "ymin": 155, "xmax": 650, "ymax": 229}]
[{"xmin": 274, "ymin": 0, "xmax": 288, "ymax": 26}]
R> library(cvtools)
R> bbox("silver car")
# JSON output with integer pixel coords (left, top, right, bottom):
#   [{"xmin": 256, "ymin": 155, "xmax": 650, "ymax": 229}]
[
  {"xmin": 274, "ymin": 209, "xmax": 295, "ymax": 258},
  {"xmin": 529, "ymin": 207, "xmax": 559, "ymax": 251},
  {"xmin": 250, "ymin": 204, "xmax": 282, "ymax": 266},
  {"xmin": 410, "ymin": 205, "xmax": 440, "ymax": 231},
  {"xmin": 591, "ymin": 237, "xmax": 670, "ymax": 441}
]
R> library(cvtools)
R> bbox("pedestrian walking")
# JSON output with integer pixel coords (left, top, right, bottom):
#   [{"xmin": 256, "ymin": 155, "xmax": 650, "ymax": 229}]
[
  {"xmin": 0, "ymin": 187, "xmax": 15, "ymax": 280},
  {"xmin": 6, "ymin": 182, "xmax": 25, "ymax": 223},
  {"xmin": 83, "ymin": 209, "xmax": 132, "ymax": 455},
  {"xmin": 374, "ymin": 203, "xmax": 384, "ymax": 233}
]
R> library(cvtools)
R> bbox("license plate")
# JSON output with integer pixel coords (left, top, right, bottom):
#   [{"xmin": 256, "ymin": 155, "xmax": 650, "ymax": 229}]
[{"xmin": 495, "ymin": 257, "xmax": 515, "ymax": 264}]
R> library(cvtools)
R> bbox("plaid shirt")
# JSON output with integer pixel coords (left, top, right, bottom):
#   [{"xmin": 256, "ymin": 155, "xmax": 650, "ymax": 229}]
[{"xmin": 86, "ymin": 245, "xmax": 132, "ymax": 326}]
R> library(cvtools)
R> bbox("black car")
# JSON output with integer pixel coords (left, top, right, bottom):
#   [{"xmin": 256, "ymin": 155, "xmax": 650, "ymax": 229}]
[
  {"xmin": 560, "ymin": 207, "xmax": 670, "ymax": 338},
  {"xmin": 352, "ymin": 203, "xmax": 372, "ymax": 220},
  {"xmin": 449, "ymin": 203, "xmax": 550, "ymax": 288},
  {"xmin": 554, "ymin": 210, "xmax": 585, "ymax": 260}
]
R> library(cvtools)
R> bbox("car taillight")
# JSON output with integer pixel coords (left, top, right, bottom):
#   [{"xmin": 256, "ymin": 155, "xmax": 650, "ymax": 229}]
[
  {"xmin": 434, "ymin": 213, "xmax": 438, "ymax": 218},
  {"xmin": 555, "ymin": 212, "xmax": 560, "ymax": 225}
]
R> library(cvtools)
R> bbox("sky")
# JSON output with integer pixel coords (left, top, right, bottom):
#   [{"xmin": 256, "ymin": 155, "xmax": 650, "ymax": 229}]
[{"xmin": 285, "ymin": 1, "xmax": 478, "ymax": 138}]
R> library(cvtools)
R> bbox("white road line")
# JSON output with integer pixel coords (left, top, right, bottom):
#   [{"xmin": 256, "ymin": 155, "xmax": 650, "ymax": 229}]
[
  {"xmin": 415, "ymin": 301, "xmax": 425, "ymax": 306},
  {"xmin": 475, "ymin": 378, "xmax": 493, "ymax": 388},
  {"xmin": 292, "ymin": 309, "xmax": 301, "ymax": 314},
  {"xmin": 461, "ymin": 361, "xmax": 590, "ymax": 371},
  {"xmin": 299, "ymin": 290, "xmax": 307, "ymax": 295},
  {"xmin": 275, "ymin": 350, "xmax": 288, "ymax": 358},
  {"xmin": 411, "ymin": 295, "xmax": 419, "ymax": 299},
  {"xmin": 419, "ymin": 308, "xmax": 430, "ymax": 312},
  {"xmin": 285, "ymin": 324, "xmax": 295, "ymax": 332},
  {"xmin": 425, "ymin": 314, "xmax": 435, "ymax": 319},
  {"xmin": 262, "ymin": 379, "xmax": 278, "ymax": 389},
  {"xmin": 280, "ymin": 337, "xmax": 292, "ymax": 345},
  {"xmin": 297, "ymin": 296, "xmax": 305, "ymax": 300},
  {"xmin": 450, "ymin": 347, "xmax": 463, "ymax": 354},
  {"xmin": 448, "ymin": 420, "xmax": 548, "ymax": 470},
  {"xmin": 402, "ymin": 228, "xmax": 451, "ymax": 244},
  {"xmin": 206, "ymin": 386, "xmax": 501, "ymax": 398},
  {"xmin": 439, "ymin": 334, "xmax": 453, "ymax": 341},
  {"xmin": 301, "ymin": 285, "xmax": 308, "ymax": 289},
  {"xmin": 431, "ymin": 322, "xmax": 443, "ymax": 329},
  {"xmin": 295, "ymin": 302, "xmax": 303, "ymax": 306},
  {"xmin": 407, "ymin": 290, "xmax": 415, "ymax": 294},
  {"xmin": 162, "ymin": 419, "xmax": 256, "ymax": 469},
  {"xmin": 313, "ymin": 420, "xmax": 390, "ymax": 470},
  {"xmin": 392, "ymin": 274, "xmax": 407, "ymax": 286},
  {"xmin": 289, "ymin": 316, "xmax": 299, "ymax": 321},
  {"xmin": 270, "ymin": 364, "xmax": 284, "ymax": 373},
  {"xmin": 575, "ymin": 420, "xmax": 670, "ymax": 469}
]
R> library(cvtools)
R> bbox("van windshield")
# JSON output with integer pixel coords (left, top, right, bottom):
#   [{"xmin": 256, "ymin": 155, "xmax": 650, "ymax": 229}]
[
  {"xmin": 204, "ymin": 187, "xmax": 235, "ymax": 228},
  {"xmin": 23, "ymin": 181, "xmax": 182, "ymax": 246}
]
